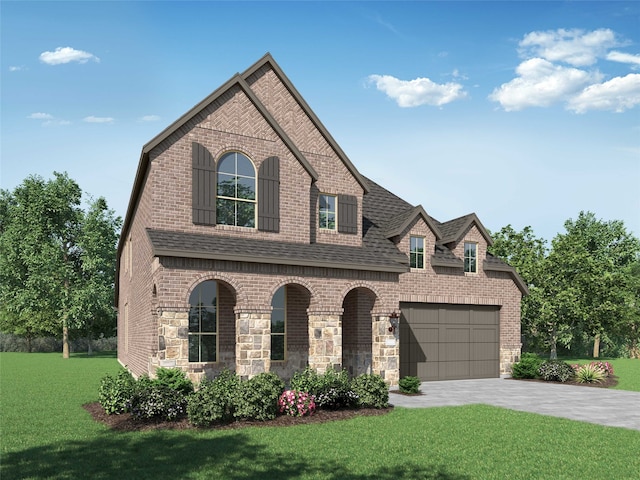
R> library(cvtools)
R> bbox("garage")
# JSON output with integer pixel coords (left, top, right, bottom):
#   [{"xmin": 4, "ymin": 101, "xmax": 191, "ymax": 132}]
[{"xmin": 399, "ymin": 303, "xmax": 500, "ymax": 381}]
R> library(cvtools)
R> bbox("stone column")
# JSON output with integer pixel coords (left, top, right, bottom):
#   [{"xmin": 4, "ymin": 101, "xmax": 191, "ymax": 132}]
[
  {"xmin": 155, "ymin": 307, "xmax": 190, "ymax": 371},
  {"xmin": 235, "ymin": 308, "xmax": 271, "ymax": 379},
  {"xmin": 500, "ymin": 344, "xmax": 522, "ymax": 376},
  {"xmin": 371, "ymin": 313, "xmax": 399, "ymax": 387},
  {"xmin": 307, "ymin": 309, "xmax": 343, "ymax": 374}
]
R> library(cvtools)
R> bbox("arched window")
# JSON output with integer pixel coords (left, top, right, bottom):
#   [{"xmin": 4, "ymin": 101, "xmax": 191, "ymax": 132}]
[
  {"xmin": 216, "ymin": 152, "xmax": 256, "ymax": 227},
  {"xmin": 188, "ymin": 280, "xmax": 217, "ymax": 362},
  {"xmin": 271, "ymin": 286, "xmax": 286, "ymax": 361}
]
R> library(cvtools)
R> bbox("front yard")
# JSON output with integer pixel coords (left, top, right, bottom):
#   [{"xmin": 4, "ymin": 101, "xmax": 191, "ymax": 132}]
[{"xmin": 1, "ymin": 352, "xmax": 639, "ymax": 480}]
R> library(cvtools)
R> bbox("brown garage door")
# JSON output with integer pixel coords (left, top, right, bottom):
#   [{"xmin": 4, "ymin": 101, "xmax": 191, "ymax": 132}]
[{"xmin": 399, "ymin": 303, "xmax": 500, "ymax": 381}]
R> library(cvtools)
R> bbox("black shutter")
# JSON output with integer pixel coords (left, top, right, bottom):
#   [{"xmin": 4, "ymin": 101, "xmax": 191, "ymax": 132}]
[
  {"xmin": 258, "ymin": 156, "xmax": 280, "ymax": 232},
  {"xmin": 338, "ymin": 194, "xmax": 357, "ymax": 234},
  {"xmin": 192, "ymin": 142, "xmax": 216, "ymax": 225}
]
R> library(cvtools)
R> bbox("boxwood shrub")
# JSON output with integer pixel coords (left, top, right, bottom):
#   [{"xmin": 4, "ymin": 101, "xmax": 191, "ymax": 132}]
[
  {"xmin": 398, "ymin": 376, "xmax": 421, "ymax": 394},
  {"xmin": 511, "ymin": 353, "xmax": 544, "ymax": 379},
  {"xmin": 351, "ymin": 373, "xmax": 389, "ymax": 408},
  {"xmin": 187, "ymin": 369, "xmax": 240, "ymax": 426},
  {"xmin": 98, "ymin": 368, "xmax": 136, "ymax": 415},
  {"xmin": 234, "ymin": 372, "xmax": 284, "ymax": 421}
]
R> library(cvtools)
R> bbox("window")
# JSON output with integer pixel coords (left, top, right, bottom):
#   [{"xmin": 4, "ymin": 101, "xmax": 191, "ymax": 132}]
[
  {"xmin": 188, "ymin": 280, "xmax": 217, "ymax": 362},
  {"xmin": 216, "ymin": 152, "xmax": 256, "ymax": 227},
  {"xmin": 271, "ymin": 286, "xmax": 286, "ymax": 361},
  {"xmin": 319, "ymin": 194, "xmax": 336, "ymax": 230},
  {"xmin": 464, "ymin": 242, "xmax": 477, "ymax": 273},
  {"xmin": 410, "ymin": 236, "xmax": 425, "ymax": 269}
]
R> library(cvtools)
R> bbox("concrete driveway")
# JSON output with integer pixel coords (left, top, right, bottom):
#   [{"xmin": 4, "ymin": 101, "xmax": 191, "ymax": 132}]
[{"xmin": 389, "ymin": 377, "xmax": 640, "ymax": 431}]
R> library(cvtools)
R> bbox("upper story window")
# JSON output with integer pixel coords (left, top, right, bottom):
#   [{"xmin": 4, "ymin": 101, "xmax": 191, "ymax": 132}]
[
  {"xmin": 188, "ymin": 280, "xmax": 217, "ymax": 362},
  {"xmin": 319, "ymin": 194, "xmax": 336, "ymax": 230},
  {"xmin": 464, "ymin": 242, "xmax": 477, "ymax": 273},
  {"xmin": 410, "ymin": 236, "xmax": 425, "ymax": 269},
  {"xmin": 270, "ymin": 286, "xmax": 286, "ymax": 361},
  {"xmin": 216, "ymin": 152, "xmax": 256, "ymax": 228}
]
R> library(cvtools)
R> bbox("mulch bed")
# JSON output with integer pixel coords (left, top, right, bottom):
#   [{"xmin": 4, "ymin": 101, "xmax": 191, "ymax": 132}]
[
  {"xmin": 83, "ymin": 402, "xmax": 393, "ymax": 433},
  {"xmin": 507, "ymin": 375, "xmax": 619, "ymax": 388}
]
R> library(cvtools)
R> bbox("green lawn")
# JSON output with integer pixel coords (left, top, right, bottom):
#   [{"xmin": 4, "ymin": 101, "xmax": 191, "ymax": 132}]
[{"xmin": 2, "ymin": 353, "xmax": 640, "ymax": 480}]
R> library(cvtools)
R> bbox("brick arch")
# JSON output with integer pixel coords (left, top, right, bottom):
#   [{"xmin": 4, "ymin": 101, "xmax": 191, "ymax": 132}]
[
  {"xmin": 186, "ymin": 272, "xmax": 247, "ymax": 306},
  {"xmin": 339, "ymin": 282, "xmax": 382, "ymax": 311},
  {"xmin": 213, "ymin": 145, "xmax": 257, "ymax": 167},
  {"xmin": 269, "ymin": 277, "xmax": 317, "ymax": 303}
]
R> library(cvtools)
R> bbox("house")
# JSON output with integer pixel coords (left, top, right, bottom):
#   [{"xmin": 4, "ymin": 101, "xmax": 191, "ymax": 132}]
[{"xmin": 116, "ymin": 53, "xmax": 527, "ymax": 386}]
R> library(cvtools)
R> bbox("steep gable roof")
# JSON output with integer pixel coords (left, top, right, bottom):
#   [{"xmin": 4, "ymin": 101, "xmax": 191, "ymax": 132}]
[
  {"xmin": 383, "ymin": 205, "xmax": 443, "ymax": 240},
  {"xmin": 436, "ymin": 213, "xmax": 494, "ymax": 246}
]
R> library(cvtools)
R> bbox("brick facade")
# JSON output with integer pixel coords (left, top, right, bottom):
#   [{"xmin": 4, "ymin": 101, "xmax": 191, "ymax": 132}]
[{"xmin": 116, "ymin": 54, "xmax": 524, "ymax": 386}]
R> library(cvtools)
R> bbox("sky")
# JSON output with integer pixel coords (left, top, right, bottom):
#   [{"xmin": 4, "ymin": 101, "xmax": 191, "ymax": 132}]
[{"xmin": 1, "ymin": 1, "xmax": 639, "ymax": 243}]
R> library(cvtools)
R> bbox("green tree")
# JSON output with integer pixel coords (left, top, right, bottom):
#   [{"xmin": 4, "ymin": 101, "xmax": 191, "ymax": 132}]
[
  {"xmin": 69, "ymin": 197, "xmax": 121, "ymax": 354},
  {"xmin": 0, "ymin": 173, "xmax": 121, "ymax": 356},
  {"xmin": 551, "ymin": 212, "xmax": 640, "ymax": 357},
  {"xmin": 488, "ymin": 225, "xmax": 553, "ymax": 354}
]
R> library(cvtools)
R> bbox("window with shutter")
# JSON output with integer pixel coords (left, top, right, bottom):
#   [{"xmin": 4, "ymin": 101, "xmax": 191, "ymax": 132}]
[
  {"xmin": 216, "ymin": 152, "xmax": 256, "ymax": 228},
  {"xmin": 192, "ymin": 142, "xmax": 216, "ymax": 225},
  {"xmin": 258, "ymin": 156, "xmax": 280, "ymax": 232}
]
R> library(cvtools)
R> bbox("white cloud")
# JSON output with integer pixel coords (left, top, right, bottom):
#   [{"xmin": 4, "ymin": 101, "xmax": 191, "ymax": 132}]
[
  {"xmin": 9, "ymin": 65, "xmax": 25, "ymax": 72},
  {"xmin": 489, "ymin": 58, "xmax": 598, "ymax": 111},
  {"xmin": 43, "ymin": 119, "xmax": 72, "ymax": 126},
  {"xmin": 28, "ymin": 112, "xmax": 54, "ymax": 120},
  {"xmin": 519, "ymin": 28, "xmax": 618, "ymax": 66},
  {"xmin": 28, "ymin": 112, "xmax": 70, "ymax": 126},
  {"xmin": 492, "ymin": 28, "xmax": 639, "ymax": 113},
  {"xmin": 84, "ymin": 116, "xmax": 114, "ymax": 124},
  {"xmin": 367, "ymin": 74, "xmax": 467, "ymax": 107},
  {"xmin": 139, "ymin": 115, "xmax": 161, "ymax": 122},
  {"xmin": 39, "ymin": 47, "xmax": 99, "ymax": 65},
  {"xmin": 567, "ymin": 74, "xmax": 640, "ymax": 113},
  {"xmin": 607, "ymin": 51, "xmax": 640, "ymax": 68}
]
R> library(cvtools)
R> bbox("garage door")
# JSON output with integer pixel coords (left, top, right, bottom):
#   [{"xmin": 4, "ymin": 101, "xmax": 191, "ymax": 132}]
[{"xmin": 399, "ymin": 303, "xmax": 500, "ymax": 381}]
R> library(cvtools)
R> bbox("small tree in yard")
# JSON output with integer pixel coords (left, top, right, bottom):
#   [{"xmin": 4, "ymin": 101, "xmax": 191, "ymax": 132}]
[{"xmin": 0, "ymin": 172, "xmax": 122, "ymax": 357}]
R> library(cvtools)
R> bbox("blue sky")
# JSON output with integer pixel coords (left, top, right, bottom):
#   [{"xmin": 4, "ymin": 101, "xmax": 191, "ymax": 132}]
[{"xmin": 2, "ymin": 1, "xmax": 639, "ymax": 243}]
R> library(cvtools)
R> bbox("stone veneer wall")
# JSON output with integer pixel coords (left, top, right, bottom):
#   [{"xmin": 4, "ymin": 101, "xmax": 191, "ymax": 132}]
[
  {"xmin": 372, "ymin": 315, "xmax": 400, "ymax": 386},
  {"xmin": 235, "ymin": 310, "xmax": 271, "ymax": 380},
  {"xmin": 307, "ymin": 312, "xmax": 343, "ymax": 374}
]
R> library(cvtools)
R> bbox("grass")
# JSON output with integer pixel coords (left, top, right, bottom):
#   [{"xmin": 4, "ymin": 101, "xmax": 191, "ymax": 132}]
[
  {"xmin": 2, "ymin": 353, "xmax": 640, "ymax": 480},
  {"xmin": 563, "ymin": 357, "xmax": 640, "ymax": 392}
]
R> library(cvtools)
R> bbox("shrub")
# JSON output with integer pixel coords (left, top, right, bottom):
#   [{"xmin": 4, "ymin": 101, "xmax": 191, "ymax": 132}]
[
  {"xmin": 398, "ymin": 376, "xmax": 421, "ymax": 394},
  {"xmin": 574, "ymin": 363, "xmax": 605, "ymax": 384},
  {"xmin": 511, "ymin": 353, "xmax": 544, "ymax": 379},
  {"xmin": 234, "ymin": 372, "xmax": 284, "ymax": 421},
  {"xmin": 351, "ymin": 374, "xmax": 389, "ymax": 408},
  {"xmin": 127, "ymin": 379, "xmax": 188, "ymax": 421},
  {"xmin": 98, "ymin": 369, "xmax": 135, "ymax": 415},
  {"xmin": 538, "ymin": 360, "xmax": 575, "ymax": 382},
  {"xmin": 291, "ymin": 366, "xmax": 357, "ymax": 409},
  {"xmin": 155, "ymin": 367, "xmax": 194, "ymax": 395},
  {"xmin": 290, "ymin": 367, "xmax": 323, "ymax": 396},
  {"xmin": 187, "ymin": 369, "xmax": 240, "ymax": 426},
  {"xmin": 278, "ymin": 390, "xmax": 316, "ymax": 417},
  {"xmin": 316, "ymin": 367, "xmax": 358, "ymax": 409}
]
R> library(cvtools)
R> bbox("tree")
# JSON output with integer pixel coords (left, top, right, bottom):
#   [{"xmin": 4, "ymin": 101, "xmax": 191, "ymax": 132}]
[
  {"xmin": 489, "ymin": 216, "xmax": 640, "ymax": 359},
  {"xmin": 0, "ymin": 173, "xmax": 122, "ymax": 356},
  {"xmin": 70, "ymin": 197, "xmax": 121, "ymax": 354},
  {"xmin": 488, "ymin": 225, "xmax": 554, "ymax": 353},
  {"xmin": 550, "ymin": 212, "xmax": 640, "ymax": 357}
]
